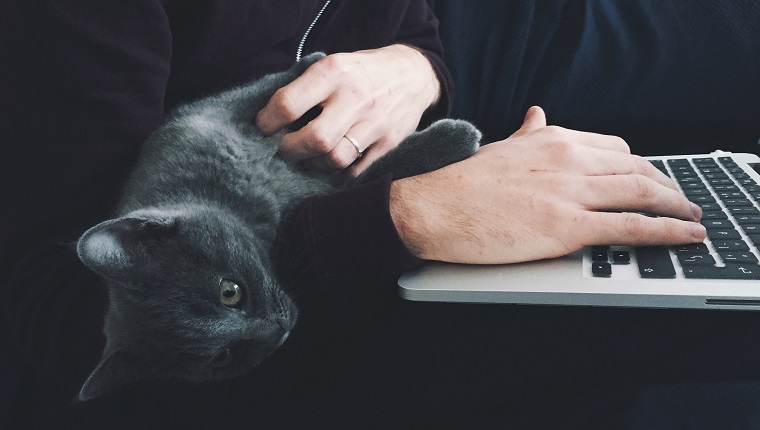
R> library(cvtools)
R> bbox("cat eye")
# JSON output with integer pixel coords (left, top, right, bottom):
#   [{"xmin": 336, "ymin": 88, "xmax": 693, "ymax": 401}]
[
  {"xmin": 219, "ymin": 279, "xmax": 243, "ymax": 307},
  {"xmin": 211, "ymin": 348, "xmax": 234, "ymax": 368}
]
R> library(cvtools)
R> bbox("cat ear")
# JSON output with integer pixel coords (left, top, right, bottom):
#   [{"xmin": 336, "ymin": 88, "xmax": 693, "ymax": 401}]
[
  {"xmin": 77, "ymin": 216, "xmax": 178, "ymax": 278},
  {"xmin": 78, "ymin": 348, "xmax": 142, "ymax": 401}
]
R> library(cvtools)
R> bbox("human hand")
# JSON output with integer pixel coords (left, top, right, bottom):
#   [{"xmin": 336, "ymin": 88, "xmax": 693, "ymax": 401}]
[
  {"xmin": 256, "ymin": 44, "xmax": 440, "ymax": 177},
  {"xmin": 389, "ymin": 106, "xmax": 707, "ymax": 264}
]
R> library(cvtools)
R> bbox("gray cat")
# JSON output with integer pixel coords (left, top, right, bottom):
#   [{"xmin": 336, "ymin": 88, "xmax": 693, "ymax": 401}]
[{"xmin": 76, "ymin": 52, "xmax": 481, "ymax": 401}]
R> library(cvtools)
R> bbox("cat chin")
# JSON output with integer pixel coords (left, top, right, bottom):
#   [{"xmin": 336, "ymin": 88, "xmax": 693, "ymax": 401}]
[{"xmin": 276, "ymin": 331, "xmax": 289, "ymax": 347}]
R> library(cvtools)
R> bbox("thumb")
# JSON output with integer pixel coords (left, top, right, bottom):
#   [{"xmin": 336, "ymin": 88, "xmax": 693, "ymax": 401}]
[{"xmin": 509, "ymin": 106, "xmax": 547, "ymax": 138}]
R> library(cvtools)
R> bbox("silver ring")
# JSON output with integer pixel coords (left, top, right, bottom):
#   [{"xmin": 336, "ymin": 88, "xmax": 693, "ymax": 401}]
[{"xmin": 344, "ymin": 134, "xmax": 363, "ymax": 157}]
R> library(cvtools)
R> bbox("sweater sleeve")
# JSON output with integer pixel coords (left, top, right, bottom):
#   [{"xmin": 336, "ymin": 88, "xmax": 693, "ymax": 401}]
[
  {"xmin": 274, "ymin": 175, "xmax": 424, "ymax": 353},
  {"xmin": 396, "ymin": 0, "xmax": 454, "ymax": 123},
  {"xmin": 272, "ymin": 0, "xmax": 450, "ymax": 354},
  {"xmin": 0, "ymin": 0, "xmax": 172, "ymax": 384}
]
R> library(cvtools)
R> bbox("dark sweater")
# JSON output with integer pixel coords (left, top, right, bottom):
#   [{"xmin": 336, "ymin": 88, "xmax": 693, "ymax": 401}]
[{"xmin": 0, "ymin": 0, "xmax": 451, "ymax": 385}]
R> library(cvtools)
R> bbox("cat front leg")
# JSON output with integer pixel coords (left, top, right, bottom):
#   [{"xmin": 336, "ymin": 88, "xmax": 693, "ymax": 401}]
[{"xmin": 353, "ymin": 119, "xmax": 481, "ymax": 185}]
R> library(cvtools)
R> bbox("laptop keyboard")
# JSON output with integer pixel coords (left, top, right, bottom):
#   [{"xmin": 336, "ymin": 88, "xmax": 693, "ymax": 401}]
[{"xmin": 591, "ymin": 156, "xmax": 760, "ymax": 280}]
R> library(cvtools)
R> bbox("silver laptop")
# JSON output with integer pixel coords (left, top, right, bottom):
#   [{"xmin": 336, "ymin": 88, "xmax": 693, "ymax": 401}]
[{"xmin": 398, "ymin": 151, "xmax": 760, "ymax": 311}]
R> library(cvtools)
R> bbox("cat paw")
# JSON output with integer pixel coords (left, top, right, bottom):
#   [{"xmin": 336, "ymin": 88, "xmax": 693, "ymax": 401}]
[{"xmin": 424, "ymin": 119, "xmax": 481, "ymax": 160}]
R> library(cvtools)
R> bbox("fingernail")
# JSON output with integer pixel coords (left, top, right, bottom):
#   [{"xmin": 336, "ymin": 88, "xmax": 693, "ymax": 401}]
[
  {"xmin": 690, "ymin": 224, "xmax": 706, "ymax": 240},
  {"xmin": 690, "ymin": 203, "xmax": 702, "ymax": 221}
]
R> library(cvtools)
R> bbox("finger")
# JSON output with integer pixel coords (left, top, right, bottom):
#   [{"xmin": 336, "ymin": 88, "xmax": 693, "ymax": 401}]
[
  {"xmin": 509, "ymin": 106, "xmax": 547, "ymax": 138},
  {"xmin": 569, "ymin": 130, "xmax": 631, "ymax": 153},
  {"xmin": 586, "ymin": 211, "xmax": 706, "ymax": 246},
  {"xmin": 302, "ymin": 122, "xmax": 380, "ymax": 171},
  {"xmin": 256, "ymin": 64, "xmax": 336, "ymax": 135},
  {"xmin": 344, "ymin": 137, "xmax": 401, "ymax": 178},
  {"xmin": 574, "ymin": 148, "xmax": 677, "ymax": 190},
  {"xmin": 580, "ymin": 175, "xmax": 702, "ymax": 221},
  {"xmin": 278, "ymin": 95, "xmax": 363, "ymax": 162}
]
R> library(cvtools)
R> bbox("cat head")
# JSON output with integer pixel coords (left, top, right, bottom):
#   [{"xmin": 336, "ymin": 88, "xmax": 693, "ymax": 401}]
[{"xmin": 76, "ymin": 206, "xmax": 297, "ymax": 401}]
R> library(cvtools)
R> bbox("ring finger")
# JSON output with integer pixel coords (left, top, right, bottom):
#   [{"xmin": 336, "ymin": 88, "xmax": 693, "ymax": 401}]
[
  {"xmin": 579, "ymin": 174, "xmax": 701, "ymax": 222},
  {"xmin": 303, "ymin": 122, "xmax": 379, "ymax": 171},
  {"xmin": 576, "ymin": 148, "xmax": 677, "ymax": 190}
]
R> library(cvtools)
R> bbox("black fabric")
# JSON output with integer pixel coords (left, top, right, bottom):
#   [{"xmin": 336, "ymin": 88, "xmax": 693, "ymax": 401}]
[
  {"xmin": 0, "ymin": 0, "xmax": 448, "ymax": 385},
  {"xmin": 430, "ymin": 0, "xmax": 760, "ymax": 154},
  {"xmin": 4, "ymin": 1, "xmax": 760, "ymax": 427}
]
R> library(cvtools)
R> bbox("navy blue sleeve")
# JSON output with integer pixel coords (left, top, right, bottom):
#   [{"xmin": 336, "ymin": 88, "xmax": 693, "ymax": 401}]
[{"xmin": 431, "ymin": 0, "xmax": 760, "ymax": 154}]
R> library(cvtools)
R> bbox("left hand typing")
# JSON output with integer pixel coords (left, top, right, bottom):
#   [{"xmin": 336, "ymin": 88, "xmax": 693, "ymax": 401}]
[{"xmin": 256, "ymin": 44, "xmax": 440, "ymax": 177}]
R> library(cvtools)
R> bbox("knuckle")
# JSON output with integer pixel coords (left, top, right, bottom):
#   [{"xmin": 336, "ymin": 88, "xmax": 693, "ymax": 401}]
[
  {"xmin": 621, "ymin": 214, "xmax": 646, "ymax": 241},
  {"xmin": 326, "ymin": 148, "xmax": 354, "ymax": 170},
  {"xmin": 632, "ymin": 155, "xmax": 652, "ymax": 174},
  {"xmin": 542, "ymin": 125, "xmax": 568, "ymax": 140},
  {"xmin": 270, "ymin": 89, "xmax": 300, "ymax": 123},
  {"xmin": 611, "ymin": 135, "xmax": 630, "ymax": 153},
  {"xmin": 320, "ymin": 53, "xmax": 350, "ymax": 75},
  {"xmin": 305, "ymin": 126, "xmax": 335, "ymax": 154},
  {"xmin": 629, "ymin": 175, "xmax": 656, "ymax": 201}
]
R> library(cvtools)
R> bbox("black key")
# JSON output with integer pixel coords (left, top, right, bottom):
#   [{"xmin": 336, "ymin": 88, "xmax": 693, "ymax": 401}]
[
  {"xmin": 612, "ymin": 251, "xmax": 630, "ymax": 264},
  {"xmin": 681, "ymin": 182, "xmax": 708, "ymax": 190},
  {"xmin": 677, "ymin": 253, "xmax": 716, "ymax": 266},
  {"xmin": 722, "ymin": 199, "xmax": 753, "ymax": 207},
  {"xmin": 707, "ymin": 229, "xmax": 742, "ymax": 240},
  {"xmin": 692, "ymin": 157, "xmax": 716, "ymax": 164},
  {"xmin": 668, "ymin": 159, "xmax": 692, "ymax": 166},
  {"xmin": 591, "ymin": 246, "xmax": 609, "ymax": 262},
  {"xmin": 592, "ymin": 262, "xmax": 612, "ymax": 277},
  {"xmin": 743, "ymin": 225, "xmax": 760, "ymax": 235},
  {"xmin": 683, "ymin": 188, "xmax": 711, "ymax": 196},
  {"xmin": 635, "ymin": 246, "xmax": 676, "ymax": 278},
  {"xmin": 690, "ymin": 195, "xmax": 716, "ymax": 204},
  {"xmin": 701, "ymin": 219, "xmax": 735, "ymax": 230},
  {"xmin": 683, "ymin": 264, "xmax": 760, "ymax": 280},
  {"xmin": 734, "ymin": 215, "xmax": 760, "ymax": 224},
  {"xmin": 698, "ymin": 203, "xmax": 722, "ymax": 211},
  {"xmin": 729, "ymin": 207, "xmax": 760, "ymax": 215},
  {"xmin": 712, "ymin": 184, "xmax": 739, "ymax": 192},
  {"xmin": 673, "ymin": 170, "xmax": 696, "ymax": 178},
  {"xmin": 746, "ymin": 234, "xmax": 760, "ymax": 246},
  {"xmin": 698, "ymin": 167, "xmax": 723, "ymax": 174},
  {"xmin": 718, "ymin": 192, "xmax": 745, "ymax": 199},
  {"xmin": 708, "ymin": 179, "xmax": 734, "ymax": 186},
  {"xmin": 732, "ymin": 172, "xmax": 751, "ymax": 180},
  {"xmin": 719, "ymin": 252, "xmax": 759, "ymax": 264},
  {"xmin": 711, "ymin": 240, "xmax": 750, "ymax": 252},
  {"xmin": 678, "ymin": 177, "xmax": 702, "ymax": 184},
  {"xmin": 702, "ymin": 173, "xmax": 729, "ymax": 180},
  {"xmin": 673, "ymin": 243, "xmax": 710, "ymax": 254},
  {"xmin": 701, "ymin": 211, "xmax": 728, "ymax": 220}
]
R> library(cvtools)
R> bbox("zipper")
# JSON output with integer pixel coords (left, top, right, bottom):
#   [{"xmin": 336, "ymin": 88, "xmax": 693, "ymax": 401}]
[{"xmin": 296, "ymin": 0, "xmax": 332, "ymax": 61}]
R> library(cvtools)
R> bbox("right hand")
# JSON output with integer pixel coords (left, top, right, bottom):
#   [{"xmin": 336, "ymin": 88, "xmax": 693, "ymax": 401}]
[
  {"xmin": 389, "ymin": 106, "xmax": 706, "ymax": 264},
  {"xmin": 256, "ymin": 44, "xmax": 441, "ymax": 177}
]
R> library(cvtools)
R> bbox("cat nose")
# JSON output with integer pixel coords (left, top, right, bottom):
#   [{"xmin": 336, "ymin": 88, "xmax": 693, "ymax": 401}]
[{"xmin": 244, "ymin": 319, "xmax": 286, "ymax": 344}]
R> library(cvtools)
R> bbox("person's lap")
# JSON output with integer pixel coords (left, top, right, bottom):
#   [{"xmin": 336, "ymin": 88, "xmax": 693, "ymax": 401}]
[{"xmin": 6, "ymin": 297, "xmax": 760, "ymax": 428}]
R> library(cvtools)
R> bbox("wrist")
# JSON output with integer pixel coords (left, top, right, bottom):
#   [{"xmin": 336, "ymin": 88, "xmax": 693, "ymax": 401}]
[
  {"xmin": 392, "ymin": 43, "xmax": 441, "ymax": 109},
  {"xmin": 389, "ymin": 176, "xmax": 439, "ymax": 260}
]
